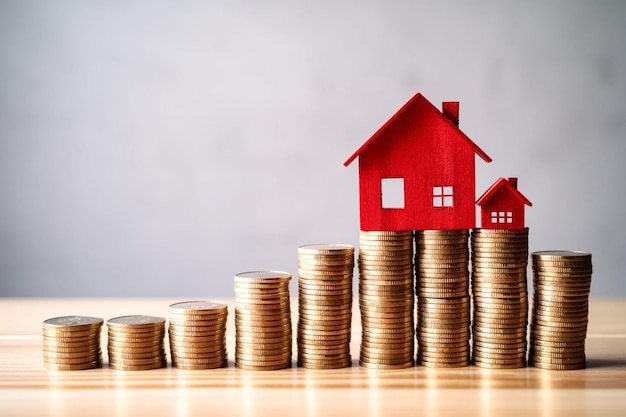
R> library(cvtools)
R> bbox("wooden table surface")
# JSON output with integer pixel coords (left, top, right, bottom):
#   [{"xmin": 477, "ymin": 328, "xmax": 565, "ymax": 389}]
[{"xmin": 1, "ymin": 298, "xmax": 625, "ymax": 416}]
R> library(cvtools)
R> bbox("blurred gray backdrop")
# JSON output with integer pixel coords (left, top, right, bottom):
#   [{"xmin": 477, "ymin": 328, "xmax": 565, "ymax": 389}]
[{"xmin": 1, "ymin": 1, "xmax": 624, "ymax": 297}]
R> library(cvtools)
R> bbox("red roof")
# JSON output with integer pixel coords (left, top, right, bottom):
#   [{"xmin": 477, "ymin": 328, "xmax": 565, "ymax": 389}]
[
  {"xmin": 344, "ymin": 93, "xmax": 492, "ymax": 167},
  {"xmin": 476, "ymin": 177, "xmax": 533, "ymax": 206}
]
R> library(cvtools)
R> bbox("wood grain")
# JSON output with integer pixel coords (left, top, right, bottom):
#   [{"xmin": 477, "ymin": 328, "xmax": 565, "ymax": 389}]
[{"xmin": 1, "ymin": 298, "xmax": 625, "ymax": 416}]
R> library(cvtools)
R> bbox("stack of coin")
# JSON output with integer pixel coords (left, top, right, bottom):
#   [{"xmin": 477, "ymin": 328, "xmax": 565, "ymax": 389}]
[
  {"xmin": 415, "ymin": 229, "xmax": 471, "ymax": 367},
  {"xmin": 42, "ymin": 316, "xmax": 103, "ymax": 371},
  {"xmin": 297, "ymin": 244, "xmax": 354, "ymax": 369},
  {"xmin": 471, "ymin": 228, "xmax": 529, "ymax": 369},
  {"xmin": 358, "ymin": 230, "xmax": 415, "ymax": 369},
  {"xmin": 234, "ymin": 271, "xmax": 292, "ymax": 370},
  {"xmin": 168, "ymin": 301, "xmax": 228, "ymax": 370},
  {"xmin": 529, "ymin": 251, "xmax": 592, "ymax": 370},
  {"xmin": 107, "ymin": 315, "xmax": 166, "ymax": 371}
]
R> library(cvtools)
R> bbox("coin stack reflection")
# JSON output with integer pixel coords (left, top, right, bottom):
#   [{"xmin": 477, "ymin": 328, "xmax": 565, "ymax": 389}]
[
  {"xmin": 471, "ymin": 228, "xmax": 529, "ymax": 369},
  {"xmin": 234, "ymin": 271, "xmax": 293, "ymax": 370},
  {"xmin": 529, "ymin": 251, "xmax": 592, "ymax": 370},
  {"xmin": 297, "ymin": 244, "xmax": 354, "ymax": 369},
  {"xmin": 107, "ymin": 315, "xmax": 166, "ymax": 370},
  {"xmin": 416, "ymin": 229, "xmax": 471, "ymax": 367},
  {"xmin": 43, "ymin": 316, "xmax": 103, "ymax": 371},
  {"xmin": 168, "ymin": 301, "xmax": 228, "ymax": 369},
  {"xmin": 358, "ymin": 230, "xmax": 415, "ymax": 369}
]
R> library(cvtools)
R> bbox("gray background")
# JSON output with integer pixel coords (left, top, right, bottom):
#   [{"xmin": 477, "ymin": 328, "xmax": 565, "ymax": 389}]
[{"xmin": 1, "ymin": 1, "xmax": 624, "ymax": 298}]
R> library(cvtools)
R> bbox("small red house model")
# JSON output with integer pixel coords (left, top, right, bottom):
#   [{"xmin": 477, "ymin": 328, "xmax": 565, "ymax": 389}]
[
  {"xmin": 344, "ymin": 93, "xmax": 492, "ymax": 231},
  {"xmin": 476, "ymin": 177, "xmax": 532, "ymax": 230}
]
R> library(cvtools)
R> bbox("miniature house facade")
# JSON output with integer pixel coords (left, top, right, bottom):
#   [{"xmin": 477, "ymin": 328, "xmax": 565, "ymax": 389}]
[
  {"xmin": 344, "ymin": 93, "xmax": 492, "ymax": 231},
  {"xmin": 476, "ymin": 177, "xmax": 532, "ymax": 230}
]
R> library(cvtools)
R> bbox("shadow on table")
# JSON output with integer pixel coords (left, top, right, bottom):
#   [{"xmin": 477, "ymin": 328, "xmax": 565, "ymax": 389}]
[{"xmin": 585, "ymin": 358, "xmax": 626, "ymax": 369}]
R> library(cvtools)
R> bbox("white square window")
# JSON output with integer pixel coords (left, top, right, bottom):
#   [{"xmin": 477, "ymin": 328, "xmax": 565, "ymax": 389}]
[
  {"xmin": 433, "ymin": 186, "xmax": 453, "ymax": 208},
  {"xmin": 492, "ymin": 211, "xmax": 514, "ymax": 224},
  {"xmin": 381, "ymin": 178, "xmax": 404, "ymax": 208}
]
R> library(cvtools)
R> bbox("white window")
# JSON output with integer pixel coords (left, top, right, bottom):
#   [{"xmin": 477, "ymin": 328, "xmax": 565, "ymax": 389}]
[
  {"xmin": 381, "ymin": 178, "xmax": 404, "ymax": 208},
  {"xmin": 491, "ymin": 211, "xmax": 513, "ymax": 224},
  {"xmin": 433, "ymin": 186, "xmax": 453, "ymax": 207}
]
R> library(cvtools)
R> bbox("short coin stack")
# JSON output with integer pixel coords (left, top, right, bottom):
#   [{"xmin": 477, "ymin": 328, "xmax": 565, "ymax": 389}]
[
  {"xmin": 358, "ymin": 230, "xmax": 415, "ymax": 369},
  {"xmin": 471, "ymin": 228, "xmax": 529, "ymax": 369},
  {"xmin": 415, "ymin": 229, "xmax": 471, "ymax": 368},
  {"xmin": 297, "ymin": 244, "xmax": 354, "ymax": 369},
  {"xmin": 42, "ymin": 316, "xmax": 103, "ymax": 371},
  {"xmin": 107, "ymin": 315, "xmax": 166, "ymax": 371},
  {"xmin": 234, "ymin": 271, "xmax": 293, "ymax": 370},
  {"xmin": 529, "ymin": 251, "xmax": 592, "ymax": 370},
  {"xmin": 168, "ymin": 301, "xmax": 228, "ymax": 370}
]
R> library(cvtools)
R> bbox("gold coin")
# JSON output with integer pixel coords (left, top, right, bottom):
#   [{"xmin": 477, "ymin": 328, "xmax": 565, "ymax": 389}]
[
  {"xmin": 418, "ymin": 325, "xmax": 470, "ymax": 334},
  {"xmin": 233, "ymin": 287, "xmax": 291, "ymax": 296},
  {"xmin": 298, "ymin": 341, "xmax": 349, "ymax": 350},
  {"xmin": 472, "ymin": 329, "xmax": 526, "ymax": 339},
  {"xmin": 418, "ymin": 290, "xmax": 468, "ymax": 298},
  {"xmin": 44, "ymin": 361, "xmax": 101, "ymax": 371},
  {"xmin": 234, "ymin": 356, "xmax": 292, "ymax": 366},
  {"xmin": 109, "ymin": 362, "xmax": 166, "ymax": 371},
  {"xmin": 299, "ymin": 268, "xmax": 353, "ymax": 276},
  {"xmin": 298, "ymin": 318, "xmax": 352, "ymax": 328},
  {"xmin": 298, "ymin": 360, "xmax": 351, "ymax": 370},
  {"xmin": 43, "ymin": 338, "xmax": 100, "ymax": 348},
  {"xmin": 169, "ymin": 321, "xmax": 225, "ymax": 330},
  {"xmin": 108, "ymin": 352, "xmax": 165, "ymax": 362},
  {"xmin": 42, "ymin": 345, "xmax": 101, "ymax": 355},
  {"xmin": 234, "ymin": 270, "xmax": 292, "ymax": 283},
  {"xmin": 359, "ymin": 354, "xmax": 416, "ymax": 365},
  {"xmin": 298, "ymin": 281, "xmax": 352, "ymax": 289},
  {"xmin": 235, "ymin": 362, "xmax": 291, "ymax": 371},
  {"xmin": 234, "ymin": 315, "xmax": 290, "ymax": 324},
  {"xmin": 298, "ymin": 313, "xmax": 352, "ymax": 323},
  {"xmin": 529, "ymin": 353, "xmax": 586, "ymax": 364},
  {"xmin": 298, "ymin": 243, "xmax": 354, "ymax": 253},
  {"xmin": 358, "ymin": 360, "xmax": 414, "ymax": 369},
  {"xmin": 171, "ymin": 345, "xmax": 227, "ymax": 354},
  {"xmin": 169, "ymin": 300, "xmax": 227, "ymax": 314},
  {"xmin": 43, "ymin": 316, "xmax": 103, "ymax": 331},
  {"xmin": 419, "ymin": 355, "xmax": 470, "ymax": 364},
  {"xmin": 107, "ymin": 331, "xmax": 165, "ymax": 341},
  {"xmin": 42, "ymin": 327, "xmax": 101, "ymax": 338},
  {"xmin": 173, "ymin": 361, "xmax": 227, "ymax": 370},
  {"xmin": 472, "ymin": 360, "xmax": 525, "ymax": 369},
  {"xmin": 107, "ymin": 315, "xmax": 165, "ymax": 330},
  {"xmin": 43, "ymin": 352, "xmax": 102, "ymax": 364},
  {"xmin": 530, "ymin": 327, "xmax": 587, "ymax": 338},
  {"xmin": 108, "ymin": 355, "xmax": 167, "ymax": 367},
  {"xmin": 359, "ymin": 305, "xmax": 413, "ymax": 315},
  {"xmin": 530, "ymin": 361, "xmax": 585, "ymax": 370},
  {"xmin": 172, "ymin": 350, "xmax": 228, "ymax": 360},
  {"xmin": 473, "ymin": 345, "xmax": 526, "ymax": 356}
]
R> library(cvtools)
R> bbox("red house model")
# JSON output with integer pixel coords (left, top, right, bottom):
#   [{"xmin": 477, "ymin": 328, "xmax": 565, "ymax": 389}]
[
  {"xmin": 344, "ymin": 93, "xmax": 492, "ymax": 231},
  {"xmin": 476, "ymin": 177, "xmax": 532, "ymax": 230}
]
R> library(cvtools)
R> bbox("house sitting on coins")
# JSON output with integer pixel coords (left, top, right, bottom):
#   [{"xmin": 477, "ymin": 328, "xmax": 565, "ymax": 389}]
[{"xmin": 344, "ymin": 93, "xmax": 531, "ymax": 231}]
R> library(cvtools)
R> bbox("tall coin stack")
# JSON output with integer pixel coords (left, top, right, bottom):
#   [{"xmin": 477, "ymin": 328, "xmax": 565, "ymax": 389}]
[
  {"xmin": 42, "ymin": 316, "xmax": 103, "ymax": 371},
  {"xmin": 471, "ymin": 228, "xmax": 529, "ymax": 369},
  {"xmin": 415, "ymin": 229, "xmax": 471, "ymax": 368},
  {"xmin": 529, "ymin": 251, "xmax": 592, "ymax": 370},
  {"xmin": 107, "ymin": 315, "xmax": 167, "ymax": 371},
  {"xmin": 297, "ymin": 244, "xmax": 354, "ymax": 369},
  {"xmin": 234, "ymin": 271, "xmax": 293, "ymax": 370},
  {"xmin": 358, "ymin": 230, "xmax": 415, "ymax": 369},
  {"xmin": 168, "ymin": 301, "xmax": 228, "ymax": 370}
]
